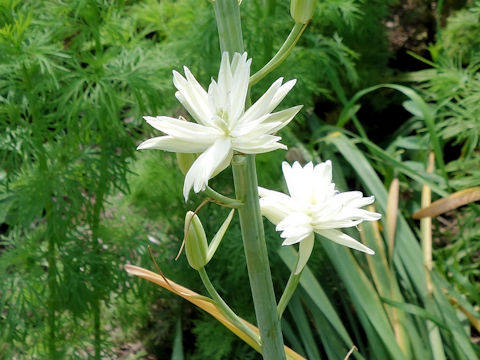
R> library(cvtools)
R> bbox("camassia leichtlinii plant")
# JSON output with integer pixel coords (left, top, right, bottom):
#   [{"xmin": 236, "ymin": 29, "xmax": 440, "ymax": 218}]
[{"xmin": 126, "ymin": 0, "xmax": 380, "ymax": 359}]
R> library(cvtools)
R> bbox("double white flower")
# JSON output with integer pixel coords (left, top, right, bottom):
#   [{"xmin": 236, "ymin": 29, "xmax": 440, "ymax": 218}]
[
  {"xmin": 137, "ymin": 52, "xmax": 302, "ymax": 200},
  {"xmin": 259, "ymin": 161, "xmax": 381, "ymax": 269}
]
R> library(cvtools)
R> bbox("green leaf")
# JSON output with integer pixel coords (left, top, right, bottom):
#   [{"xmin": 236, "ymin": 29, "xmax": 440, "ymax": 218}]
[
  {"xmin": 207, "ymin": 209, "xmax": 235, "ymax": 262},
  {"xmin": 171, "ymin": 317, "xmax": 184, "ymax": 360},
  {"xmin": 279, "ymin": 246, "xmax": 362, "ymax": 356},
  {"xmin": 335, "ymin": 84, "xmax": 447, "ymax": 184}
]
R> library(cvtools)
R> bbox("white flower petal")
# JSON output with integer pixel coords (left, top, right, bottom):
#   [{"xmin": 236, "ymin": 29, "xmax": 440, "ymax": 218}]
[
  {"xmin": 232, "ymin": 135, "xmax": 286, "ymax": 154},
  {"xmin": 317, "ymin": 229, "xmax": 375, "ymax": 255},
  {"xmin": 295, "ymin": 233, "xmax": 314, "ymax": 274},
  {"xmin": 258, "ymin": 187, "xmax": 298, "ymax": 224},
  {"xmin": 173, "ymin": 70, "xmax": 212, "ymax": 126},
  {"xmin": 138, "ymin": 52, "xmax": 300, "ymax": 203},
  {"xmin": 263, "ymin": 105, "xmax": 303, "ymax": 134},
  {"xmin": 217, "ymin": 52, "xmax": 233, "ymax": 95},
  {"xmin": 137, "ymin": 136, "xmax": 211, "ymax": 153},
  {"xmin": 241, "ymin": 78, "xmax": 284, "ymax": 124},
  {"xmin": 313, "ymin": 218, "xmax": 363, "ymax": 229},
  {"xmin": 269, "ymin": 79, "xmax": 297, "ymax": 112},
  {"xmin": 258, "ymin": 186, "xmax": 291, "ymax": 201},
  {"xmin": 259, "ymin": 202, "xmax": 291, "ymax": 225},
  {"xmin": 229, "ymin": 53, "xmax": 251, "ymax": 122},
  {"xmin": 183, "ymin": 138, "xmax": 232, "ymax": 200},
  {"xmin": 259, "ymin": 160, "xmax": 380, "ymax": 256},
  {"xmin": 230, "ymin": 113, "xmax": 271, "ymax": 137},
  {"xmin": 277, "ymin": 212, "xmax": 311, "ymax": 233},
  {"xmin": 282, "ymin": 232, "xmax": 311, "ymax": 246},
  {"xmin": 207, "ymin": 80, "xmax": 226, "ymax": 119},
  {"xmin": 242, "ymin": 79, "xmax": 297, "ymax": 126},
  {"xmin": 283, "ymin": 161, "xmax": 314, "ymax": 202},
  {"xmin": 144, "ymin": 116, "xmax": 221, "ymax": 141},
  {"xmin": 232, "ymin": 121, "xmax": 283, "ymax": 141},
  {"xmin": 311, "ymin": 162, "xmax": 336, "ymax": 205}
]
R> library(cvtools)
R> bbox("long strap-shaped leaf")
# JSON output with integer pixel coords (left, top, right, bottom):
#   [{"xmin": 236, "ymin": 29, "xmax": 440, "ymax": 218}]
[
  {"xmin": 325, "ymin": 132, "xmax": 478, "ymax": 359},
  {"xmin": 279, "ymin": 246, "xmax": 366, "ymax": 360},
  {"xmin": 125, "ymin": 265, "xmax": 306, "ymax": 360},
  {"xmin": 335, "ymin": 83, "xmax": 447, "ymax": 184}
]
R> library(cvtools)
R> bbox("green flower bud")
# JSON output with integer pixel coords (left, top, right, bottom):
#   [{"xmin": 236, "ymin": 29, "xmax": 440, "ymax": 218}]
[
  {"xmin": 290, "ymin": 0, "xmax": 315, "ymax": 24},
  {"xmin": 176, "ymin": 153, "xmax": 196, "ymax": 175},
  {"xmin": 184, "ymin": 211, "xmax": 208, "ymax": 270}
]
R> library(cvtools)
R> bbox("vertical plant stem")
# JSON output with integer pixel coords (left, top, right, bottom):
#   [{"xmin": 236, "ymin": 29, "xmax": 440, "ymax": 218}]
[
  {"xmin": 232, "ymin": 155, "xmax": 286, "ymax": 359},
  {"xmin": 93, "ymin": 300, "xmax": 101, "ymax": 360},
  {"xmin": 92, "ymin": 200, "xmax": 104, "ymax": 360},
  {"xmin": 26, "ymin": 60, "xmax": 57, "ymax": 359},
  {"xmin": 91, "ymin": 155, "xmax": 108, "ymax": 360},
  {"xmin": 213, "ymin": 1, "xmax": 285, "ymax": 357},
  {"xmin": 46, "ymin": 200, "xmax": 57, "ymax": 360},
  {"xmin": 213, "ymin": 0, "xmax": 244, "ymax": 54},
  {"xmin": 39, "ymin": 152, "xmax": 57, "ymax": 359},
  {"xmin": 277, "ymin": 270, "xmax": 302, "ymax": 319}
]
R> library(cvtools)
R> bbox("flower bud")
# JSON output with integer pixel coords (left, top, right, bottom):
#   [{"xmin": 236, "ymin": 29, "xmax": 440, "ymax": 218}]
[
  {"xmin": 176, "ymin": 153, "xmax": 196, "ymax": 175},
  {"xmin": 290, "ymin": 0, "xmax": 315, "ymax": 24},
  {"xmin": 184, "ymin": 211, "xmax": 208, "ymax": 270}
]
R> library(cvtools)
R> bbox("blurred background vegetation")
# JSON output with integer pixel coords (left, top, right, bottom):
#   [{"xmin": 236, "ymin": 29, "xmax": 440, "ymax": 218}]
[{"xmin": 0, "ymin": 0, "xmax": 479, "ymax": 359}]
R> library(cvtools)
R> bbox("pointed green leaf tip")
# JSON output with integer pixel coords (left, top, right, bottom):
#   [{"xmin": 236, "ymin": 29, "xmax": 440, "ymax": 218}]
[
  {"xmin": 184, "ymin": 211, "xmax": 208, "ymax": 270},
  {"xmin": 290, "ymin": 0, "xmax": 315, "ymax": 24},
  {"xmin": 184, "ymin": 209, "xmax": 235, "ymax": 270},
  {"xmin": 207, "ymin": 209, "xmax": 235, "ymax": 262}
]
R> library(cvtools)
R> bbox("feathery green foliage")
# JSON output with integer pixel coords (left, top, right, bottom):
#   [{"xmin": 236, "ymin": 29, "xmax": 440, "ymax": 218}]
[
  {"xmin": 2, "ymin": 0, "xmax": 478, "ymax": 358},
  {"xmin": 0, "ymin": 0, "xmax": 171, "ymax": 357}
]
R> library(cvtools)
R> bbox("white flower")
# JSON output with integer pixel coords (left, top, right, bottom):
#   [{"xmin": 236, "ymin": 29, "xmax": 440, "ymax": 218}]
[
  {"xmin": 259, "ymin": 161, "xmax": 381, "ymax": 272},
  {"xmin": 137, "ymin": 52, "xmax": 302, "ymax": 200}
]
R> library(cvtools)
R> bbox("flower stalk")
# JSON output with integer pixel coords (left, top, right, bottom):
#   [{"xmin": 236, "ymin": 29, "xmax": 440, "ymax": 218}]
[
  {"xmin": 198, "ymin": 267, "xmax": 261, "ymax": 346},
  {"xmin": 277, "ymin": 268, "xmax": 302, "ymax": 319},
  {"xmin": 212, "ymin": 1, "xmax": 286, "ymax": 357},
  {"xmin": 213, "ymin": 0, "xmax": 244, "ymax": 54},
  {"xmin": 232, "ymin": 154, "xmax": 286, "ymax": 359},
  {"xmin": 250, "ymin": 22, "xmax": 307, "ymax": 87},
  {"xmin": 204, "ymin": 186, "xmax": 244, "ymax": 208}
]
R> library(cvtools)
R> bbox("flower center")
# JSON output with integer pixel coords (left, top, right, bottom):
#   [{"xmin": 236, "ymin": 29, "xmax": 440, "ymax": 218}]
[{"xmin": 214, "ymin": 108, "xmax": 232, "ymax": 134}]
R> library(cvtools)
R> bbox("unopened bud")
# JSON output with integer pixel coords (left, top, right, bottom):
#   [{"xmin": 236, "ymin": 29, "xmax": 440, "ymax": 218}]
[
  {"xmin": 184, "ymin": 211, "xmax": 208, "ymax": 270},
  {"xmin": 290, "ymin": 0, "xmax": 315, "ymax": 24}
]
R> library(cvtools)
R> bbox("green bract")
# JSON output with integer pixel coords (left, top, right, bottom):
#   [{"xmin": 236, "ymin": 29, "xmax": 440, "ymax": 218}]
[{"xmin": 290, "ymin": 0, "xmax": 315, "ymax": 24}]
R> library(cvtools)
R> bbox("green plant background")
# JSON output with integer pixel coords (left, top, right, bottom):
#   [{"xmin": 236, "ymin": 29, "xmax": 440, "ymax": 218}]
[{"xmin": 1, "ymin": 0, "xmax": 479, "ymax": 359}]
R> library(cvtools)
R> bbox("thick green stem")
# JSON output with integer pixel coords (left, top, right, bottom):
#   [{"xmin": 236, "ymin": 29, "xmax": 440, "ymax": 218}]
[
  {"xmin": 93, "ymin": 300, "xmax": 101, "ymax": 360},
  {"xmin": 39, "ymin": 154, "xmax": 57, "ymax": 360},
  {"xmin": 91, "ymin": 151, "xmax": 108, "ymax": 360},
  {"xmin": 27, "ymin": 59, "xmax": 57, "ymax": 358},
  {"xmin": 198, "ymin": 268, "xmax": 261, "ymax": 347},
  {"xmin": 38, "ymin": 152, "xmax": 56, "ymax": 360},
  {"xmin": 213, "ymin": 0, "xmax": 244, "ymax": 55},
  {"xmin": 46, "ymin": 211, "xmax": 56, "ymax": 360},
  {"xmin": 213, "ymin": 1, "xmax": 285, "ymax": 358},
  {"xmin": 232, "ymin": 155, "xmax": 286, "ymax": 360}
]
